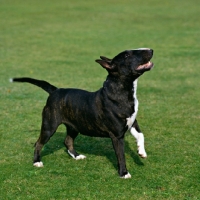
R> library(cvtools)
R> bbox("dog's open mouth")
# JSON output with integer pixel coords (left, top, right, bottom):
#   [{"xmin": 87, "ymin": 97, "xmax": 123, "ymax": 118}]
[{"xmin": 136, "ymin": 61, "xmax": 154, "ymax": 71}]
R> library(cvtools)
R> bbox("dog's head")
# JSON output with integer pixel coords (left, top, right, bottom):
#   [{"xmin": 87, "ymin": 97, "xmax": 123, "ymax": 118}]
[{"xmin": 96, "ymin": 48, "xmax": 154, "ymax": 78}]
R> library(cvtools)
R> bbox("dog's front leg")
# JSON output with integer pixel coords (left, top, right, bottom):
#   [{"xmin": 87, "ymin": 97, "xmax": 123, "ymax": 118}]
[
  {"xmin": 111, "ymin": 136, "xmax": 131, "ymax": 179},
  {"xmin": 131, "ymin": 120, "xmax": 147, "ymax": 158}
]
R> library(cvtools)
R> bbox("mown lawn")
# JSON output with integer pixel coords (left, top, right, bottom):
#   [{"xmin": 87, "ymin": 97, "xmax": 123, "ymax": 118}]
[{"xmin": 0, "ymin": 0, "xmax": 200, "ymax": 199}]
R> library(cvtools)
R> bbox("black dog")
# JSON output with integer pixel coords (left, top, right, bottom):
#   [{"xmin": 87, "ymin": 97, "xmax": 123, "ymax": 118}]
[{"xmin": 11, "ymin": 48, "xmax": 154, "ymax": 178}]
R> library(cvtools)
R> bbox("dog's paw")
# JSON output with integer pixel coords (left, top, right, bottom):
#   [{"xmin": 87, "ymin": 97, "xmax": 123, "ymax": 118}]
[
  {"xmin": 121, "ymin": 172, "xmax": 132, "ymax": 179},
  {"xmin": 75, "ymin": 154, "xmax": 86, "ymax": 160},
  {"xmin": 33, "ymin": 161, "xmax": 44, "ymax": 167},
  {"xmin": 68, "ymin": 150, "xmax": 86, "ymax": 160},
  {"xmin": 138, "ymin": 148, "xmax": 147, "ymax": 158}
]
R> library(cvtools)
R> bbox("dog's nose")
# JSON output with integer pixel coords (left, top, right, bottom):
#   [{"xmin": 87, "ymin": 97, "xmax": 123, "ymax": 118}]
[{"xmin": 150, "ymin": 49, "xmax": 153, "ymax": 54}]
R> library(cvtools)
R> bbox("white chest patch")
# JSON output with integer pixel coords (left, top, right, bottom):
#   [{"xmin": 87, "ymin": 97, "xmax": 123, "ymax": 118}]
[{"xmin": 126, "ymin": 79, "xmax": 139, "ymax": 129}]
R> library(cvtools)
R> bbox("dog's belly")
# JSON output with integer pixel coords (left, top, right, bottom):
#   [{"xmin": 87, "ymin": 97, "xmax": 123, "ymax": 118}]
[
  {"xmin": 79, "ymin": 129, "xmax": 110, "ymax": 137},
  {"xmin": 63, "ymin": 108, "xmax": 128, "ymax": 138},
  {"xmin": 63, "ymin": 118, "xmax": 113, "ymax": 137}
]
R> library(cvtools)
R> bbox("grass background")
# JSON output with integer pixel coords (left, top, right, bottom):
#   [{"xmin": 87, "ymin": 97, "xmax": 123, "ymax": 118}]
[{"xmin": 0, "ymin": 0, "xmax": 200, "ymax": 199}]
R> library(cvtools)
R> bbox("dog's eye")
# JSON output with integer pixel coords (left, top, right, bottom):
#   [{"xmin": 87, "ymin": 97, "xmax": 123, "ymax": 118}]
[{"xmin": 125, "ymin": 54, "xmax": 129, "ymax": 59}]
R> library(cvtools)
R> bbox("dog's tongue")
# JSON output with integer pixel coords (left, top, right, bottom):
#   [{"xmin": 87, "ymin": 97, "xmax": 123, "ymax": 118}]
[{"xmin": 136, "ymin": 61, "xmax": 153, "ymax": 71}]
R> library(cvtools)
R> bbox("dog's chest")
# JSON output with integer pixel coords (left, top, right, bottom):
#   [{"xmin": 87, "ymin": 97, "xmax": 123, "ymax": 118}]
[{"xmin": 126, "ymin": 79, "xmax": 139, "ymax": 129}]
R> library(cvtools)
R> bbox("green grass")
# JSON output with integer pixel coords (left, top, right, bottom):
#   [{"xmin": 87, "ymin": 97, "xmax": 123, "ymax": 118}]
[{"xmin": 1, "ymin": 0, "xmax": 200, "ymax": 199}]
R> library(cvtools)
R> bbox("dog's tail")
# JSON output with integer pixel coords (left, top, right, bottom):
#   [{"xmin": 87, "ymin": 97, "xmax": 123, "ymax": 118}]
[{"xmin": 10, "ymin": 77, "xmax": 57, "ymax": 94}]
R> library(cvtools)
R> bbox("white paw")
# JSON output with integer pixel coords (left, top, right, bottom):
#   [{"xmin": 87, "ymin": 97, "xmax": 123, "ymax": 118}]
[
  {"xmin": 68, "ymin": 150, "xmax": 76, "ymax": 159},
  {"xmin": 68, "ymin": 150, "xmax": 86, "ymax": 160},
  {"xmin": 121, "ymin": 172, "xmax": 132, "ymax": 179},
  {"xmin": 75, "ymin": 154, "xmax": 86, "ymax": 160},
  {"xmin": 138, "ymin": 147, "xmax": 147, "ymax": 158},
  {"xmin": 33, "ymin": 161, "xmax": 44, "ymax": 167}
]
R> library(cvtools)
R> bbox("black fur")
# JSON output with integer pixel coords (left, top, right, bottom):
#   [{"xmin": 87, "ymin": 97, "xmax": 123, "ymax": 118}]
[{"xmin": 11, "ymin": 48, "xmax": 154, "ymax": 178}]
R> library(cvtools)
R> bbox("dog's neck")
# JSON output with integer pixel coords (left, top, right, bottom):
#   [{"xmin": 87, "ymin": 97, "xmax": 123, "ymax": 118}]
[
  {"xmin": 103, "ymin": 75, "xmax": 138, "ymax": 92},
  {"xmin": 102, "ymin": 75, "xmax": 138, "ymax": 103}
]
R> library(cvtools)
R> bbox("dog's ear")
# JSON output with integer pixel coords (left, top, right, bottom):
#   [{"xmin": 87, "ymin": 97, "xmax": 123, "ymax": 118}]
[
  {"xmin": 95, "ymin": 59, "xmax": 113, "ymax": 70},
  {"xmin": 100, "ymin": 56, "xmax": 112, "ymax": 63}
]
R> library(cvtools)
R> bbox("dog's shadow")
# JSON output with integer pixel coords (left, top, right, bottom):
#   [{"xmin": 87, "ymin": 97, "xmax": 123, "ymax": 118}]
[{"xmin": 38, "ymin": 130, "xmax": 144, "ymax": 170}]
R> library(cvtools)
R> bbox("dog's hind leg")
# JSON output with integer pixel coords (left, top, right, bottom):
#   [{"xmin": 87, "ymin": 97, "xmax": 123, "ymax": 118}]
[
  {"xmin": 64, "ymin": 125, "xmax": 86, "ymax": 160},
  {"xmin": 130, "ymin": 120, "xmax": 147, "ymax": 158},
  {"xmin": 33, "ymin": 107, "xmax": 61, "ymax": 167}
]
